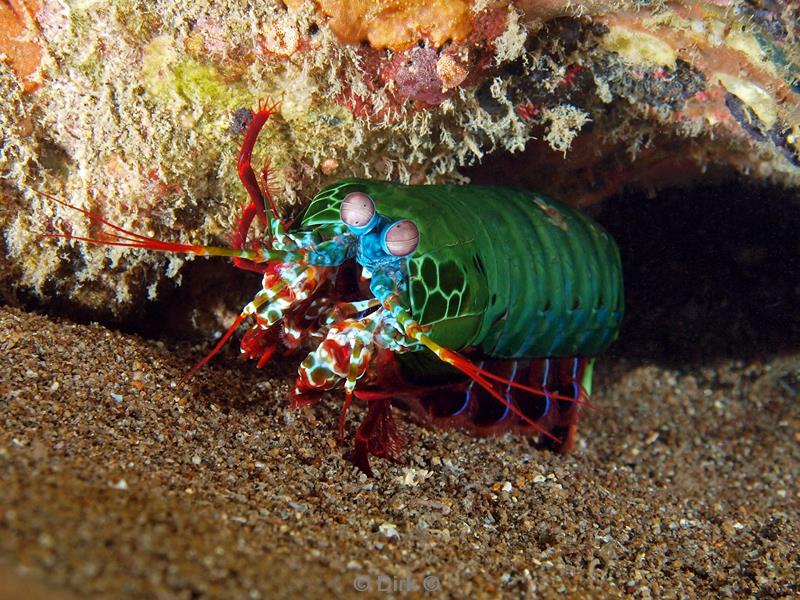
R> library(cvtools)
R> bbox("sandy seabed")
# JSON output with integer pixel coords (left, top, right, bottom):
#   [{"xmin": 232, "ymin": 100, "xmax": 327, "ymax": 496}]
[{"xmin": 0, "ymin": 302, "xmax": 798, "ymax": 599}]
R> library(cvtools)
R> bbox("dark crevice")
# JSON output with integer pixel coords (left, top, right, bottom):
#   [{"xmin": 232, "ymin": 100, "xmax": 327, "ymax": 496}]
[{"xmin": 596, "ymin": 181, "xmax": 800, "ymax": 363}]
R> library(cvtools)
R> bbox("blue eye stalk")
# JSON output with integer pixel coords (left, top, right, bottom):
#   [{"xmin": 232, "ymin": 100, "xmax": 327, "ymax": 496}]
[
  {"xmin": 339, "ymin": 192, "xmax": 419, "ymax": 267},
  {"xmin": 347, "ymin": 211, "xmax": 380, "ymax": 236}
]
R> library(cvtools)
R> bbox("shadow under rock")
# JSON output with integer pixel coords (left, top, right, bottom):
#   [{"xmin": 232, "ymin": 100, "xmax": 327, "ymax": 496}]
[{"xmin": 595, "ymin": 181, "xmax": 799, "ymax": 364}]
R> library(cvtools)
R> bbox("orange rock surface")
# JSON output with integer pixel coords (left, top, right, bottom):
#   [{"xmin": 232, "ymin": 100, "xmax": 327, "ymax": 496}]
[
  {"xmin": 0, "ymin": 0, "xmax": 43, "ymax": 92},
  {"xmin": 287, "ymin": 0, "xmax": 477, "ymax": 49}
]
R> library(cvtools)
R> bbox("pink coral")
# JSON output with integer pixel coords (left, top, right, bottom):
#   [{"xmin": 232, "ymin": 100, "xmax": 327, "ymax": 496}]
[{"xmin": 386, "ymin": 46, "xmax": 450, "ymax": 106}]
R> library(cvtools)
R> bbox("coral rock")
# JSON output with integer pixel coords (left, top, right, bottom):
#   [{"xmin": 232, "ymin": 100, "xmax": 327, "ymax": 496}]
[
  {"xmin": 0, "ymin": 0, "xmax": 44, "ymax": 92},
  {"xmin": 291, "ymin": 0, "xmax": 474, "ymax": 49},
  {"xmin": 0, "ymin": 0, "xmax": 798, "ymax": 324}
]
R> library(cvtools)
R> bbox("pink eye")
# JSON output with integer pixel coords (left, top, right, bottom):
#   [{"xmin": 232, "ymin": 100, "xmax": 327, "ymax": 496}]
[
  {"xmin": 340, "ymin": 192, "xmax": 375, "ymax": 228},
  {"xmin": 383, "ymin": 220, "xmax": 419, "ymax": 257}
]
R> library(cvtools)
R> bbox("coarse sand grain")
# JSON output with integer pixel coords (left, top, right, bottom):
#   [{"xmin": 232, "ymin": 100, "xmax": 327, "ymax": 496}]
[{"xmin": 0, "ymin": 304, "xmax": 798, "ymax": 598}]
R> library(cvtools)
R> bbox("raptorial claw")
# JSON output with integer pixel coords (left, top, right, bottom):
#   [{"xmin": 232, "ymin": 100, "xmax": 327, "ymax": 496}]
[{"xmin": 293, "ymin": 316, "xmax": 380, "ymax": 397}]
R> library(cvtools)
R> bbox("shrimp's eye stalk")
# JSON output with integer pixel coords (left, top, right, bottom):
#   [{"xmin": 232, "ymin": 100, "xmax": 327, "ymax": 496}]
[
  {"xmin": 341, "ymin": 192, "xmax": 378, "ymax": 235},
  {"xmin": 381, "ymin": 220, "xmax": 419, "ymax": 257}
]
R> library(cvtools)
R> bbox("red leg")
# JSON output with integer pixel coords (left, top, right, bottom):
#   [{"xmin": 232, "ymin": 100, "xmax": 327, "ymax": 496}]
[
  {"xmin": 231, "ymin": 99, "xmax": 280, "ymax": 273},
  {"xmin": 236, "ymin": 99, "xmax": 280, "ymax": 227},
  {"xmin": 181, "ymin": 313, "xmax": 248, "ymax": 384},
  {"xmin": 533, "ymin": 358, "xmax": 587, "ymax": 452},
  {"xmin": 348, "ymin": 398, "xmax": 402, "ymax": 477},
  {"xmin": 239, "ymin": 325, "xmax": 281, "ymax": 365},
  {"xmin": 230, "ymin": 203, "xmax": 269, "ymax": 273},
  {"xmin": 231, "ymin": 202, "xmax": 258, "ymax": 251}
]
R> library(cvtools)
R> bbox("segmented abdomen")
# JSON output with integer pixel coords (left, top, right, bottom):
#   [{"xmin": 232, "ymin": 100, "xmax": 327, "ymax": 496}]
[{"xmin": 396, "ymin": 185, "xmax": 622, "ymax": 358}]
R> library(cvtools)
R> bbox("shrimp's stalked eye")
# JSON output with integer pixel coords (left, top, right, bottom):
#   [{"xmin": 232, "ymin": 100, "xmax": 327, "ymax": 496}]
[
  {"xmin": 341, "ymin": 192, "xmax": 378, "ymax": 234},
  {"xmin": 382, "ymin": 219, "xmax": 419, "ymax": 257}
]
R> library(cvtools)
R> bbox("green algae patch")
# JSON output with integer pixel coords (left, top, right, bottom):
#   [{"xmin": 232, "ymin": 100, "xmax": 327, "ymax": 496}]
[{"xmin": 141, "ymin": 35, "xmax": 253, "ymax": 116}]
